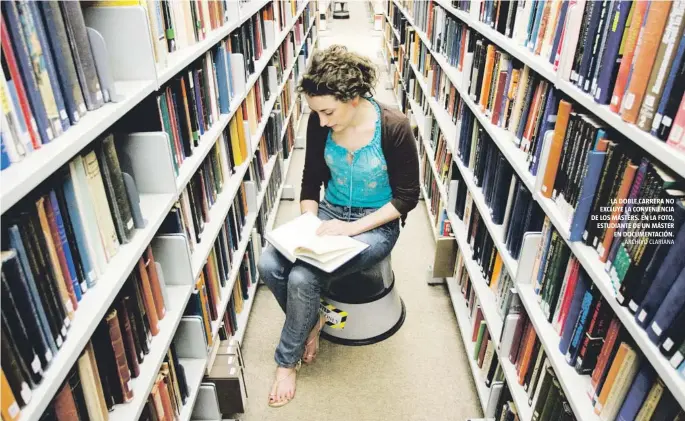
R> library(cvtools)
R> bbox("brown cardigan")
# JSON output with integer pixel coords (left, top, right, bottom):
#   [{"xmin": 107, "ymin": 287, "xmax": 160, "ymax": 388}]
[{"xmin": 300, "ymin": 101, "xmax": 420, "ymax": 225}]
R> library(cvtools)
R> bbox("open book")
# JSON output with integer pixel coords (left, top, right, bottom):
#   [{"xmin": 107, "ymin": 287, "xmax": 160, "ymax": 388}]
[{"xmin": 264, "ymin": 212, "xmax": 369, "ymax": 273}]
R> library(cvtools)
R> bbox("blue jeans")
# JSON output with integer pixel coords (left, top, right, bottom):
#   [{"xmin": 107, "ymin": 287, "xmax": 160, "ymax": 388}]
[{"xmin": 257, "ymin": 199, "xmax": 400, "ymax": 368}]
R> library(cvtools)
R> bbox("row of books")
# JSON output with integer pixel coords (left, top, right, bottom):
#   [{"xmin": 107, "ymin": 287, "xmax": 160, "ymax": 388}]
[
  {"xmin": 408, "ymin": 29, "xmax": 576, "ymax": 420},
  {"xmin": 391, "ymin": 1, "xmax": 685, "ymax": 236},
  {"xmin": 539, "ymin": 98, "xmax": 684, "ymax": 255},
  {"xmin": 275, "ymin": 0, "xmax": 301, "ymax": 33},
  {"xmin": 23, "ymin": 144, "xmax": 283, "ymax": 420},
  {"xmin": 0, "ymin": 0, "xmax": 302, "ymax": 385},
  {"xmin": 3, "ymin": 241, "xmax": 170, "ymax": 421},
  {"xmin": 413, "ymin": 0, "xmax": 685, "ymax": 153},
  {"xmin": 136, "ymin": 345, "xmax": 190, "ymax": 421},
  {"xmin": 390, "ymin": 0, "xmax": 685, "ymax": 381},
  {"xmin": 527, "ymin": 247, "xmax": 685, "ymax": 421},
  {"xmin": 455, "ymin": 218, "xmax": 685, "ymax": 421},
  {"xmin": 534, "ymin": 214, "xmax": 685, "ymax": 370},
  {"xmin": 1, "ymin": 1, "xmax": 111, "ymax": 162},
  {"xmin": 390, "ymin": 8, "xmax": 685, "ymax": 418},
  {"xmin": 0, "ymin": 0, "xmax": 310, "ymax": 173},
  {"xmin": 413, "ymin": 86, "xmax": 546, "ymax": 264},
  {"xmin": 450, "ymin": 250, "xmax": 578, "ymax": 421},
  {"xmin": 0, "ymin": 130, "xmax": 144, "ymax": 387},
  {"xmin": 141, "ymin": 0, "xmax": 268, "ymax": 68},
  {"xmin": 0, "ymin": 3, "xmax": 313, "ymax": 421}
]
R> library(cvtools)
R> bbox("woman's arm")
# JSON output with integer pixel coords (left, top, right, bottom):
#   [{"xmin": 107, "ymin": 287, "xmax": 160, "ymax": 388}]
[
  {"xmin": 385, "ymin": 116, "xmax": 420, "ymax": 215},
  {"xmin": 316, "ymin": 202, "xmax": 400, "ymax": 236},
  {"xmin": 301, "ymin": 199, "xmax": 319, "ymax": 215},
  {"xmin": 350, "ymin": 202, "xmax": 401, "ymax": 233},
  {"xmin": 300, "ymin": 114, "xmax": 327, "ymax": 205}
]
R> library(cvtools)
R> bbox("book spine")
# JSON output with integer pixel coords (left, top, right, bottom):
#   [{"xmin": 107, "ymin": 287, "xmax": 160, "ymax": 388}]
[{"xmin": 105, "ymin": 310, "xmax": 134, "ymax": 403}]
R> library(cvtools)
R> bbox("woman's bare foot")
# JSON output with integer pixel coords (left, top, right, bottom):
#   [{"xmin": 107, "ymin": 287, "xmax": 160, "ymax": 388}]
[
  {"xmin": 303, "ymin": 314, "xmax": 326, "ymax": 364},
  {"xmin": 268, "ymin": 365, "xmax": 299, "ymax": 407}
]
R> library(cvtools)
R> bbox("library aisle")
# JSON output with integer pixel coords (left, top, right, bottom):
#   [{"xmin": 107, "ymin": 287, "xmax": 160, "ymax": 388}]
[{"xmin": 241, "ymin": 2, "xmax": 482, "ymax": 420}]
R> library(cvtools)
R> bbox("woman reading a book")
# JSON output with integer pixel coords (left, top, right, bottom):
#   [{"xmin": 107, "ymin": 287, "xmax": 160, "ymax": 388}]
[{"xmin": 258, "ymin": 45, "xmax": 420, "ymax": 407}]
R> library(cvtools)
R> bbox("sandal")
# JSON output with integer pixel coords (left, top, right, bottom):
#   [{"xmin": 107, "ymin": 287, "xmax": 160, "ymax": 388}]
[
  {"xmin": 268, "ymin": 360, "xmax": 302, "ymax": 407},
  {"xmin": 303, "ymin": 315, "xmax": 326, "ymax": 364}
]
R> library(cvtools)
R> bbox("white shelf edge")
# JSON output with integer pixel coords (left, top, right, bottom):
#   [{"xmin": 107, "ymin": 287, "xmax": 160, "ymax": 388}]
[
  {"xmin": 106, "ymin": 285, "xmax": 193, "ymax": 421},
  {"xmin": 445, "ymin": 275, "xmax": 491, "ymax": 412},
  {"xmin": 16, "ymin": 192, "xmax": 177, "ymax": 421},
  {"xmin": 1, "ymin": 80, "xmax": 157, "ymax": 214}
]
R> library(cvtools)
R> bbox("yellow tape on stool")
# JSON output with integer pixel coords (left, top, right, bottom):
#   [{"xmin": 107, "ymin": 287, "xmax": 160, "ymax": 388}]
[{"xmin": 319, "ymin": 299, "xmax": 348, "ymax": 329}]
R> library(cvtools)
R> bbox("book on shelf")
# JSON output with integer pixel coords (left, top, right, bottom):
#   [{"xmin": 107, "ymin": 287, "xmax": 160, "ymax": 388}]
[{"xmin": 264, "ymin": 212, "xmax": 370, "ymax": 273}]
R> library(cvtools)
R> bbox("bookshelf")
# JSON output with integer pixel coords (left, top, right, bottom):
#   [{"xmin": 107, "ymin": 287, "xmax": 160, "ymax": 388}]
[
  {"xmin": 1, "ymin": 1, "xmax": 318, "ymax": 420},
  {"xmin": 445, "ymin": 274, "xmax": 492, "ymax": 409},
  {"xmin": 0, "ymin": 79, "xmax": 157, "ymax": 214},
  {"xmin": 177, "ymin": 22, "xmax": 319, "ymax": 421},
  {"xmin": 385, "ymin": 0, "xmax": 685, "ymax": 418},
  {"xmin": 432, "ymin": 0, "xmax": 685, "ymax": 182},
  {"xmin": 385, "ymin": 17, "xmax": 534, "ymax": 419},
  {"xmin": 155, "ymin": 0, "xmax": 272, "ymax": 86}
]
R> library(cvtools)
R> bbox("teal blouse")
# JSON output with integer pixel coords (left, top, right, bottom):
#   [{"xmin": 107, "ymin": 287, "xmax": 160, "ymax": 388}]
[{"xmin": 323, "ymin": 98, "xmax": 393, "ymax": 209}]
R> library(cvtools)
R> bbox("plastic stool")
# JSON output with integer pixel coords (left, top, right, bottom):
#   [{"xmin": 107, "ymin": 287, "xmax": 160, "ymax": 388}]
[
  {"xmin": 332, "ymin": 1, "xmax": 350, "ymax": 19},
  {"xmin": 320, "ymin": 255, "xmax": 406, "ymax": 346}
]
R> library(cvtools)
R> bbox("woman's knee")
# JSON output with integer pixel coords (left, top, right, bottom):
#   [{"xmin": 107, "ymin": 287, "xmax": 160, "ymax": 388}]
[
  {"xmin": 287, "ymin": 267, "xmax": 320, "ymax": 295},
  {"xmin": 257, "ymin": 247, "xmax": 286, "ymax": 288}
]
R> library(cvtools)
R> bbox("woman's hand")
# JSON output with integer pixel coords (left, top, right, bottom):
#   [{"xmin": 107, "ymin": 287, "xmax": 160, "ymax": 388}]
[{"xmin": 316, "ymin": 219, "xmax": 360, "ymax": 237}]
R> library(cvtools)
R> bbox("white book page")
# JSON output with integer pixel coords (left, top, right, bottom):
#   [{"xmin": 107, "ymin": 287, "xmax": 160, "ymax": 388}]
[
  {"xmin": 298, "ymin": 242, "xmax": 369, "ymax": 273},
  {"xmin": 294, "ymin": 234, "xmax": 362, "ymax": 256},
  {"xmin": 265, "ymin": 212, "xmax": 370, "ymax": 265},
  {"xmin": 264, "ymin": 212, "xmax": 321, "ymax": 261}
]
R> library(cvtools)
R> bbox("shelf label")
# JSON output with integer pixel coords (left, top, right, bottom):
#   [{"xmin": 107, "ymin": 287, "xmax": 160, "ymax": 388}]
[
  {"xmin": 638, "ymin": 310, "xmax": 647, "ymax": 322},
  {"xmin": 663, "ymin": 338, "xmax": 674, "ymax": 351},
  {"xmin": 31, "ymin": 356, "xmax": 41, "ymax": 374},
  {"xmin": 20, "ymin": 383, "xmax": 32, "ymax": 405}
]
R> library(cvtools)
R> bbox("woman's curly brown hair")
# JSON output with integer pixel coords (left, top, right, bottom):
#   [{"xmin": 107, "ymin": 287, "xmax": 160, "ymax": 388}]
[{"xmin": 297, "ymin": 45, "xmax": 378, "ymax": 102}]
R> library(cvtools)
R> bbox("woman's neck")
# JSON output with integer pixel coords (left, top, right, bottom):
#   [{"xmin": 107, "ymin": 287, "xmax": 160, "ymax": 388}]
[{"xmin": 347, "ymin": 98, "xmax": 375, "ymax": 130}]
